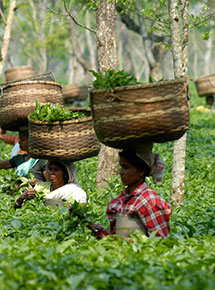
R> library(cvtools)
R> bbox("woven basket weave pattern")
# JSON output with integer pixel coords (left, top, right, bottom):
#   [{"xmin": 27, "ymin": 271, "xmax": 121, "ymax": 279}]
[
  {"xmin": 28, "ymin": 109, "xmax": 100, "ymax": 161},
  {"xmin": 195, "ymin": 74, "xmax": 215, "ymax": 96},
  {"xmin": 62, "ymin": 84, "xmax": 80, "ymax": 98},
  {"xmin": 0, "ymin": 81, "xmax": 63, "ymax": 130},
  {"xmin": 63, "ymin": 85, "xmax": 88, "ymax": 101},
  {"xmin": 5, "ymin": 66, "xmax": 36, "ymax": 82},
  {"xmin": 90, "ymin": 79, "xmax": 189, "ymax": 148}
]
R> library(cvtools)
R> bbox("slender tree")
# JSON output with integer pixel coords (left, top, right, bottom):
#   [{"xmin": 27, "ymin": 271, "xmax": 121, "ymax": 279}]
[
  {"xmin": 168, "ymin": 0, "xmax": 189, "ymax": 207},
  {"xmin": 0, "ymin": 0, "xmax": 16, "ymax": 77},
  {"xmin": 95, "ymin": 0, "xmax": 119, "ymax": 187}
]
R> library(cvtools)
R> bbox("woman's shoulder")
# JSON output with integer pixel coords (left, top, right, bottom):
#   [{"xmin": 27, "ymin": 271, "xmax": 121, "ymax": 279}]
[
  {"xmin": 45, "ymin": 182, "xmax": 87, "ymax": 203},
  {"xmin": 51, "ymin": 183, "xmax": 85, "ymax": 194},
  {"xmin": 107, "ymin": 190, "xmax": 126, "ymax": 207},
  {"xmin": 136, "ymin": 184, "xmax": 169, "ymax": 204}
]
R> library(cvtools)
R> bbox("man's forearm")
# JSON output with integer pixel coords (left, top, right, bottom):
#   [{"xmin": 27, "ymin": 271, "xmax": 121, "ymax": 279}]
[
  {"xmin": 0, "ymin": 160, "xmax": 11, "ymax": 169},
  {"xmin": 0, "ymin": 134, "xmax": 18, "ymax": 145}
]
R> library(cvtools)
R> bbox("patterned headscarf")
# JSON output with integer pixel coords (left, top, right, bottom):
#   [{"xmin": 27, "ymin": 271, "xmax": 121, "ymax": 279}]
[{"xmin": 134, "ymin": 142, "xmax": 166, "ymax": 183}]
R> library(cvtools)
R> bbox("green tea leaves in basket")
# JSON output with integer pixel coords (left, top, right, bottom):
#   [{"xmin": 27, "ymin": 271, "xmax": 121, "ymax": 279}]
[
  {"xmin": 89, "ymin": 69, "xmax": 141, "ymax": 89},
  {"xmin": 30, "ymin": 102, "xmax": 86, "ymax": 122}
]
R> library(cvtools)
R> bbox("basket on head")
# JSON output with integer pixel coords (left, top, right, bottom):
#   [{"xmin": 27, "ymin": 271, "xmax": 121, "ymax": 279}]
[
  {"xmin": 90, "ymin": 78, "xmax": 190, "ymax": 149},
  {"xmin": 0, "ymin": 80, "xmax": 63, "ymax": 131},
  {"xmin": 5, "ymin": 66, "xmax": 36, "ymax": 82},
  {"xmin": 28, "ymin": 108, "xmax": 100, "ymax": 162},
  {"xmin": 195, "ymin": 74, "xmax": 215, "ymax": 97}
]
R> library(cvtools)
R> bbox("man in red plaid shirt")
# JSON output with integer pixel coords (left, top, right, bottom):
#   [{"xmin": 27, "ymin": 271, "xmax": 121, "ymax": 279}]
[{"xmin": 88, "ymin": 143, "xmax": 171, "ymax": 238}]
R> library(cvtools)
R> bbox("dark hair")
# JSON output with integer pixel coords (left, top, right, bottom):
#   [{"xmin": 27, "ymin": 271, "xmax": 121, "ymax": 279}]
[
  {"xmin": 19, "ymin": 130, "xmax": 29, "ymax": 137},
  {"xmin": 48, "ymin": 161, "xmax": 69, "ymax": 184},
  {"xmin": 119, "ymin": 149, "xmax": 151, "ymax": 177}
]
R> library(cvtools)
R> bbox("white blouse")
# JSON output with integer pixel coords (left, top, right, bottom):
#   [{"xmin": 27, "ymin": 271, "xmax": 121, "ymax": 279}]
[{"xmin": 45, "ymin": 183, "xmax": 87, "ymax": 204}]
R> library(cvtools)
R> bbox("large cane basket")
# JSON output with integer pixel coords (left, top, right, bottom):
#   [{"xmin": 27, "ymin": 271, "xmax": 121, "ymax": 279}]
[
  {"xmin": 0, "ymin": 80, "xmax": 63, "ymax": 130},
  {"xmin": 195, "ymin": 74, "xmax": 215, "ymax": 97},
  {"xmin": 5, "ymin": 66, "xmax": 36, "ymax": 82},
  {"xmin": 28, "ymin": 108, "xmax": 100, "ymax": 161},
  {"xmin": 90, "ymin": 78, "xmax": 189, "ymax": 149}
]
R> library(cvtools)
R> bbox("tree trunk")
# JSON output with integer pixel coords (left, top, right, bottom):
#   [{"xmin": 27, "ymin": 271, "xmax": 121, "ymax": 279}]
[
  {"xmin": 204, "ymin": 30, "xmax": 213, "ymax": 75},
  {"xmin": 168, "ymin": 0, "xmax": 189, "ymax": 207},
  {"xmin": 85, "ymin": 10, "xmax": 97, "ymax": 82},
  {"xmin": 96, "ymin": 0, "xmax": 119, "ymax": 188},
  {"xmin": 0, "ymin": 0, "xmax": 16, "ymax": 77},
  {"xmin": 137, "ymin": 13, "xmax": 163, "ymax": 81}
]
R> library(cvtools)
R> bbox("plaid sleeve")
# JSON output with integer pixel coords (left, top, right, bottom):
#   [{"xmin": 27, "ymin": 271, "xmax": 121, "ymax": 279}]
[{"xmin": 137, "ymin": 197, "xmax": 171, "ymax": 238}]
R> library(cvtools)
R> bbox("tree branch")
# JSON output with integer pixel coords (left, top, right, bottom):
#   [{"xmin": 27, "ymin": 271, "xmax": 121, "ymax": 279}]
[
  {"xmin": 0, "ymin": 8, "xmax": 6, "ymax": 25},
  {"xmin": 63, "ymin": 0, "xmax": 97, "ymax": 37},
  {"xmin": 116, "ymin": 5, "xmax": 169, "ymax": 43}
]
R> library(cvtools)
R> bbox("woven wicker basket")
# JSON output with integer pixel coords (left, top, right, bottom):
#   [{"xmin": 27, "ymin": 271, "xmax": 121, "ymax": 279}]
[
  {"xmin": 195, "ymin": 74, "xmax": 215, "ymax": 96},
  {"xmin": 0, "ymin": 80, "xmax": 63, "ymax": 131},
  {"xmin": 28, "ymin": 108, "xmax": 100, "ymax": 161},
  {"xmin": 5, "ymin": 66, "xmax": 36, "ymax": 82},
  {"xmin": 62, "ymin": 84, "xmax": 79, "ymax": 99},
  {"xmin": 90, "ymin": 78, "xmax": 189, "ymax": 149},
  {"xmin": 62, "ymin": 84, "xmax": 88, "ymax": 102},
  {"xmin": 77, "ymin": 86, "xmax": 88, "ymax": 101}
]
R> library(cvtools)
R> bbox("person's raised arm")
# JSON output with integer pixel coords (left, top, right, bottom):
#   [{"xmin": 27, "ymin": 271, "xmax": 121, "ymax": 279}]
[
  {"xmin": 0, "ymin": 131, "xmax": 18, "ymax": 145},
  {"xmin": 0, "ymin": 160, "xmax": 12, "ymax": 169}
]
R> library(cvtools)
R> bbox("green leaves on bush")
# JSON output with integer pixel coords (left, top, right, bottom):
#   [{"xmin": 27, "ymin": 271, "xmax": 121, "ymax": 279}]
[
  {"xmin": 0, "ymin": 92, "xmax": 215, "ymax": 288},
  {"xmin": 30, "ymin": 102, "xmax": 86, "ymax": 122},
  {"xmin": 89, "ymin": 69, "xmax": 141, "ymax": 89}
]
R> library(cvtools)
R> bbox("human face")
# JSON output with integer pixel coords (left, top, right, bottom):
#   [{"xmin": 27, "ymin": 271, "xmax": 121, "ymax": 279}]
[
  {"xmin": 18, "ymin": 133, "xmax": 28, "ymax": 151},
  {"xmin": 119, "ymin": 156, "xmax": 144, "ymax": 192},
  {"xmin": 48, "ymin": 163, "xmax": 66, "ymax": 189}
]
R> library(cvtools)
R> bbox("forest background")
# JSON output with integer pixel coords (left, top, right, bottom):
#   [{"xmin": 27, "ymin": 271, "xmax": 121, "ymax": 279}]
[{"xmin": 1, "ymin": 0, "xmax": 215, "ymax": 86}]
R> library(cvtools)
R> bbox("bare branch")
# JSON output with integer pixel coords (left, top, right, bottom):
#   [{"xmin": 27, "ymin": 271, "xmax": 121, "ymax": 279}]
[
  {"xmin": 116, "ymin": 5, "xmax": 169, "ymax": 43},
  {"xmin": 63, "ymin": 0, "xmax": 97, "ymax": 36},
  {"xmin": 0, "ymin": 8, "xmax": 7, "ymax": 25}
]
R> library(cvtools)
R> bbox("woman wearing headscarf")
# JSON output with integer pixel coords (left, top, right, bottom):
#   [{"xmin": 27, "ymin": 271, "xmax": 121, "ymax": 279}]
[
  {"xmin": 14, "ymin": 160, "xmax": 87, "ymax": 209},
  {"xmin": 88, "ymin": 142, "xmax": 171, "ymax": 238}
]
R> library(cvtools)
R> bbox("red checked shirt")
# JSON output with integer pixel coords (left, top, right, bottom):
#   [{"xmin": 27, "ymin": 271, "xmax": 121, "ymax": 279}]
[{"xmin": 106, "ymin": 183, "xmax": 171, "ymax": 238}]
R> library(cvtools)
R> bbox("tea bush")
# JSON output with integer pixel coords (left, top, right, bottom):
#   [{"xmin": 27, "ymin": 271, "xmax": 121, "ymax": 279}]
[{"xmin": 0, "ymin": 87, "xmax": 214, "ymax": 289}]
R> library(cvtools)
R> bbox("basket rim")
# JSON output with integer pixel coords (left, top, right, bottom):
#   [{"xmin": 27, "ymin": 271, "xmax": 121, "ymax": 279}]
[
  {"xmin": 90, "ymin": 77, "xmax": 187, "ymax": 94},
  {"xmin": 195, "ymin": 74, "xmax": 215, "ymax": 82},
  {"xmin": 2, "ymin": 80, "xmax": 61, "ymax": 89},
  {"xmin": 5, "ymin": 65, "xmax": 35, "ymax": 71},
  {"xmin": 28, "ymin": 114, "xmax": 92, "ymax": 125}
]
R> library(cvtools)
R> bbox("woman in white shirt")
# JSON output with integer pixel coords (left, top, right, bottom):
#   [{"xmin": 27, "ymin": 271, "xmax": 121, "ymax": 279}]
[{"xmin": 14, "ymin": 160, "xmax": 87, "ymax": 209}]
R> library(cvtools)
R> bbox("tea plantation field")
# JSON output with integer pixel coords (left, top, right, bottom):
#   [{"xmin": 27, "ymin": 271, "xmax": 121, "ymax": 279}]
[{"xmin": 0, "ymin": 85, "xmax": 214, "ymax": 289}]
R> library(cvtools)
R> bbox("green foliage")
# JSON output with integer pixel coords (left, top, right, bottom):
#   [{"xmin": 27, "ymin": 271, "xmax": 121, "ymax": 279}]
[
  {"xmin": 29, "ymin": 102, "xmax": 86, "ymax": 122},
  {"xmin": 148, "ymin": 74, "xmax": 163, "ymax": 83},
  {"xmin": 0, "ymin": 87, "xmax": 215, "ymax": 288},
  {"xmin": 89, "ymin": 69, "xmax": 141, "ymax": 89},
  {"xmin": 200, "ymin": 31, "xmax": 215, "ymax": 40}
]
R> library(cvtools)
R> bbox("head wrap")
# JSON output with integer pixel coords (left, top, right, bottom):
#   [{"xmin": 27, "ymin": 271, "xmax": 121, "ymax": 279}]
[
  {"xmin": 134, "ymin": 142, "xmax": 166, "ymax": 183},
  {"xmin": 46, "ymin": 160, "xmax": 79, "ymax": 186}
]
